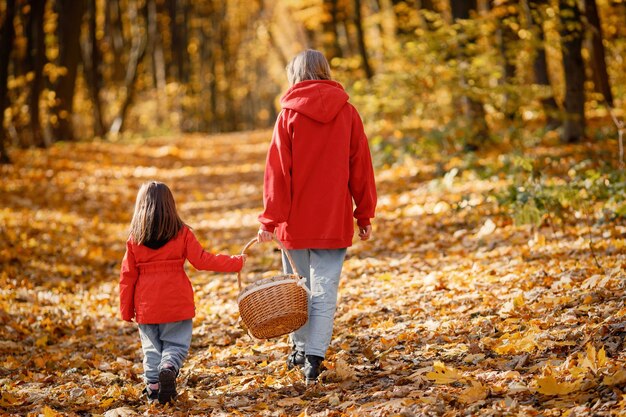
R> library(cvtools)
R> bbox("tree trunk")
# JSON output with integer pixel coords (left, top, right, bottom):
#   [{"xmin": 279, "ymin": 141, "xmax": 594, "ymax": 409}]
[
  {"xmin": 450, "ymin": 0, "xmax": 489, "ymax": 148},
  {"xmin": 82, "ymin": 0, "xmax": 105, "ymax": 137},
  {"xmin": 0, "ymin": 0, "xmax": 16, "ymax": 163},
  {"xmin": 27, "ymin": 0, "xmax": 47, "ymax": 148},
  {"xmin": 105, "ymin": 0, "xmax": 126, "ymax": 82},
  {"xmin": 322, "ymin": 0, "xmax": 343, "ymax": 59},
  {"xmin": 169, "ymin": 0, "xmax": 190, "ymax": 83},
  {"xmin": 524, "ymin": 0, "xmax": 560, "ymax": 129},
  {"xmin": 491, "ymin": 0, "xmax": 519, "ymax": 119},
  {"xmin": 559, "ymin": 0, "xmax": 586, "ymax": 143},
  {"xmin": 147, "ymin": 0, "xmax": 166, "ymax": 125},
  {"xmin": 109, "ymin": 2, "xmax": 148, "ymax": 135},
  {"xmin": 584, "ymin": 0, "xmax": 613, "ymax": 106},
  {"xmin": 53, "ymin": 0, "xmax": 86, "ymax": 142},
  {"xmin": 354, "ymin": 0, "xmax": 374, "ymax": 79}
]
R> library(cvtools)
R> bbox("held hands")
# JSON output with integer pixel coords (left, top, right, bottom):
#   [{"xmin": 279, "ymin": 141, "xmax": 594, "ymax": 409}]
[
  {"xmin": 358, "ymin": 225, "xmax": 372, "ymax": 241},
  {"xmin": 257, "ymin": 228, "xmax": 274, "ymax": 243}
]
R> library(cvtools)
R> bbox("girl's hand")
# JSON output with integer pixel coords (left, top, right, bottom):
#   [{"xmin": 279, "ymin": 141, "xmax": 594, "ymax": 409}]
[
  {"xmin": 257, "ymin": 228, "xmax": 274, "ymax": 243},
  {"xmin": 358, "ymin": 225, "xmax": 372, "ymax": 241}
]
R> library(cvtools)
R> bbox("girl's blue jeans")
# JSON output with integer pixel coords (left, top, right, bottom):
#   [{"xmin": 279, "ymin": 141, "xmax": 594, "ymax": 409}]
[
  {"xmin": 282, "ymin": 248, "xmax": 347, "ymax": 358},
  {"xmin": 137, "ymin": 319, "xmax": 192, "ymax": 383}
]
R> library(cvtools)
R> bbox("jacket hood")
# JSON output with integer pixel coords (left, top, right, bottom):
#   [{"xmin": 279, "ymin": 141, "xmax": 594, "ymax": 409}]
[{"xmin": 280, "ymin": 80, "xmax": 349, "ymax": 123}]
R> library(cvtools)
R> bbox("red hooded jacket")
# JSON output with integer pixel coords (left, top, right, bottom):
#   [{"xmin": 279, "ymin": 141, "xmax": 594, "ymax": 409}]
[
  {"xmin": 259, "ymin": 80, "xmax": 377, "ymax": 249},
  {"xmin": 119, "ymin": 226, "xmax": 243, "ymax": 324}
]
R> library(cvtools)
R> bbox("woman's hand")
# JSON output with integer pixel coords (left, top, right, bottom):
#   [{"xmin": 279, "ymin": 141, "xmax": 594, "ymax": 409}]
[
  {"xmin": 257, "ymin": 228, "xmax": 274, "ymax": 243},
  {"xmin": 358, "ymin": 225, "xmax": 372, "ymax": 241}
]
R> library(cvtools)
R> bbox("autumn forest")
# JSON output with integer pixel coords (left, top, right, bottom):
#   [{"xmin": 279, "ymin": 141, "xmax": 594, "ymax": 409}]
[{"xmin": 1, "ymin": 0, "xmax": 626, "ymax": 416}]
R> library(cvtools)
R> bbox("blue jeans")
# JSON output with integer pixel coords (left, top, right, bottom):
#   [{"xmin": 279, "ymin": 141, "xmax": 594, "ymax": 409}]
[
  {"xmin": 137, "ymin": 320, "xmax": 192, "ymax": 383},
  {"xmin": 282, "ymin": 248, "xmax": 347, "ymax": 358}
]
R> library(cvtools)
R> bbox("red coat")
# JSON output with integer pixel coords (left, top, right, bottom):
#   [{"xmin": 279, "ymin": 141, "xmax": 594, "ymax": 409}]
[
  {"xmin": 259, "ymin": 80, "xmax": 377, "ymax": 249},
  {"xmin": 119, "ymin": 226, "xmax": 243, "ymax": 324}
]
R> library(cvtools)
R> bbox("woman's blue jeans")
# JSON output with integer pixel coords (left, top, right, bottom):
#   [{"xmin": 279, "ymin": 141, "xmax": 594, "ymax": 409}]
[
  {"xmin": 137, "ymin": 319, "xmax": 192, "ymax": 383},
  {"xmin": 282, "ymin": 248, "xmax": 347, "ymax": 358}
]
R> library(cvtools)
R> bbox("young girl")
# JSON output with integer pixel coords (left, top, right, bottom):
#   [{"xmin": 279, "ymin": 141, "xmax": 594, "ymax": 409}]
[{"xmin": 120, "ymin": 181, "xmax": 245, "ymax": 404}]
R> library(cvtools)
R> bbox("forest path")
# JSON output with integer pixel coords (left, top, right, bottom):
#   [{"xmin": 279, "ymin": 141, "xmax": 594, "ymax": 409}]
[{"xmin": 0, "ymin": 131, "xmax": 625, "ymax": 416}]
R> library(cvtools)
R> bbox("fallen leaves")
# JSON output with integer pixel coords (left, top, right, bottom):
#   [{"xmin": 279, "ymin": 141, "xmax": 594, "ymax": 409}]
[{"xmin": 0, "ymin": 133, "xmax": 625, "ymax": 416}]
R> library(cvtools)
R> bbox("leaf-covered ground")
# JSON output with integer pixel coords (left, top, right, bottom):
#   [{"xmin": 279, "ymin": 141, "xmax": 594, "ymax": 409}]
[{"xmin": 1, "ymin": 131, "xmax": 625, "ymax": 416}]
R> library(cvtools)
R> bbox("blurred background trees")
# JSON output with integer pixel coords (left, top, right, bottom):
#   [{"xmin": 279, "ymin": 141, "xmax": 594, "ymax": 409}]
[{"xmin": 0, "ymin": 0, "xmax": 624, "ymax": 163}]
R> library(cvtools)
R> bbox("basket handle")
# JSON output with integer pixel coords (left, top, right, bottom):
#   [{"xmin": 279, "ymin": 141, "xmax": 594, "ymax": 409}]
[{"xmin": 237, "ymin": 236, "xmax": 301, "ymax": 291}]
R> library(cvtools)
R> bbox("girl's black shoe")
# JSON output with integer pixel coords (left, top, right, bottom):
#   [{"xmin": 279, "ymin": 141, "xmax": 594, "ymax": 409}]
[
  {"xmin": 142, "ymin": 386, "xmax": 158, "ymax": 403},
  {"xmin": 303, "ymin": 355, "xmax": 324, "ymax": 384},
  {"xmin": 286, "ymin": 350, "xmax": 305, "ymax": 369},
  {"xmin": 158, "ymin": 367, "xmax": 177, "ymax": 404}
]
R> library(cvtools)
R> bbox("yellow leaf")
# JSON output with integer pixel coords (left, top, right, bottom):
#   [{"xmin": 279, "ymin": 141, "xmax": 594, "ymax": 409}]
[
  {"xmin": 579, "ymin": 344, "xmax": 607, "ymax": 374},
  {"xmin": 36, "ymin": 335, "xmax": 48, "ymax": 347},
  {"xmin": 42, "ymin": 406, "xmax": 61, "ymax": 417},
  {"xmin": 100, "ymin": 397, "xmax": 115, "ymax": 408},
  {"xmin": 335, "ymin": 358, "xmax": 356, "ymax": 381},
  {"xmin": 493, "ymin": 332, "xmax": 537, "ymax": 355},
  {"xmin": 603, "ymin": 370, "xmax": 626, "ymax": 386},
  {"xmin": 535, "ymin": 375, "xmax": 581, "ymax": 396},
  {"xmin": 426, "ymin": 361, "xmax": 464, "ymax": 384},
  {"xmin": 277, "ymin": 397, "xmax": 304, "ymax": 407},
  {"xmin": 458, "ymin": 380, "xmax": 488, "ymax": 404},
  {"xmin": 0, "ymin": 392, "xmax": 21, "ymax": 407}
]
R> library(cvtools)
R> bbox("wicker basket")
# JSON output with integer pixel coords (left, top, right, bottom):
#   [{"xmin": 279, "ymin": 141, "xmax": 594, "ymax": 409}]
[{"xmin": 237, "ymin": 237, "xmax": 309, "ymax": 339}]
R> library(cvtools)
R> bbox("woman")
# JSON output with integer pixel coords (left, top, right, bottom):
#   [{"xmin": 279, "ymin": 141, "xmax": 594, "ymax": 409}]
[{"xmin": 257, "ymin": 49, "xmax": 377, "ymax": 383}]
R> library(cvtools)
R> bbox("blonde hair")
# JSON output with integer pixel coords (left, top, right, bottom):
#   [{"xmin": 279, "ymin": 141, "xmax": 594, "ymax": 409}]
[
  {"xmin": 287, "ymin": 49, "xmax": 332, "ymax": 86},
  {"xmin": 129, "ymin": 181, "xmax": 185, "ymax": 246}
]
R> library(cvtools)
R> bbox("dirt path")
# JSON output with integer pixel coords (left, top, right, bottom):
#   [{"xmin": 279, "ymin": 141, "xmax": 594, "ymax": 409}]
[{"xmin": 1, "ymin": 132, "xmax": 625, "ymax": 416}]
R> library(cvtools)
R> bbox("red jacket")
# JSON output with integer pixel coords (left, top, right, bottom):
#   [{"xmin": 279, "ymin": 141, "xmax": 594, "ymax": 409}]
[
  {"xmin": 259, "ymin": 80, "xmax": 377, "ymax": 249},
  {"xmin": 119, "ymin": 226, "xmax": 243, "ymax": 324}
]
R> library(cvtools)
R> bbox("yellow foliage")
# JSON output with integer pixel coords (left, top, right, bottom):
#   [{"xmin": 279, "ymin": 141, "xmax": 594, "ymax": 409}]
[
  {"xmin": 458, "ymin": 380, "xmax": 488, "ymax": 404},
  {"xmin": 535, "ymin": 375, "xmax": 582, "ymax": 396},
  {"xmin": 426, "ymin": 361, "xmax": 464, "ymax": 384}
]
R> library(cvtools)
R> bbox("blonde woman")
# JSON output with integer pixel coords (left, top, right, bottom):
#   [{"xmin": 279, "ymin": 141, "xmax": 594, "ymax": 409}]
[{"xmin": 258, "ymin": 50, "xmax": 377, "ymax": 383}]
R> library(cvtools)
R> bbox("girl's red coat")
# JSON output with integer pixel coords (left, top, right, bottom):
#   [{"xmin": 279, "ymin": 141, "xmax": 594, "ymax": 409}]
[
  {"xmin": 119, "ymin": 226, "xmax": 243, "ymax": 324},
  {"xmin": 259, "ymin": 80, "xmax": 377, "ymax": 249}
]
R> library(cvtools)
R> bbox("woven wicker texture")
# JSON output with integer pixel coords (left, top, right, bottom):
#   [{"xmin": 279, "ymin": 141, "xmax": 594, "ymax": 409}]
[{"xmin": 237, "ymin": 237, "xmax": 308, "ymax": 339}]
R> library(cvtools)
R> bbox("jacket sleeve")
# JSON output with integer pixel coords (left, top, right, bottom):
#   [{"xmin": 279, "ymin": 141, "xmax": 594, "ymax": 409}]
[
  {"xmin": 119, "ymin": 239, "xmax": 138, "ymax": 321},
  {"xmin": 349, "ymin": 107, "xmax": 377, "ymax": 228},
  {"xmin": 258, "ymin": 110, "xmax": 292, "ymax": 233},
  {"xmin": 185, "ymin": 228, "xmax": 244, "ymax": 272}
]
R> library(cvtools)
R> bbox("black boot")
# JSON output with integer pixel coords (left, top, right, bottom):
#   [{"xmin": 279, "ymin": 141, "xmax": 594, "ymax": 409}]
[
  {"xmin": 158, "ymin": 367, "xmax": 177, "ymax": 404},
  {"xmin": 303, "ymin": 355, "xmax": 324, "ymax": 384},
  {"xmin": 286, "ymin": 350, "xmax": 305, "ymax": 369}
]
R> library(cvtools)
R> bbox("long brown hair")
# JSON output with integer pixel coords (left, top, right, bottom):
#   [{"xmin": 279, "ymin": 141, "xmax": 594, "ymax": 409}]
[
  {"xmin": 286, "ymin": 49, "xmax": 332, "ymax": 86},
  {"xmin": 129, "ymin": 181, "xmax": 185, "ymax": 246}
]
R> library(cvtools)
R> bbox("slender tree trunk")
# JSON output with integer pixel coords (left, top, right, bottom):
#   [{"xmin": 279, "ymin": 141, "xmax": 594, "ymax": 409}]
[
  {"xmin": 217, "ymin": 1, "xmax": 237, "ymax": 131},
  {"xmin": 0, "ymin": 0, "xmax": 17, "ymax": 163},
  {"xmin": 105, "ymin": 0, "xmax": 126, "ymax": 82},
  {"xmin": 53, "ymin": 0, "xmax": 86, "ymax": 142},
  {"xmin": 450, "ymin": 0, "xmax": 489, "ymax": 148},
  {"xmin": 354, "ymin": 0, "xmax": 374, "ymax": 79},
  {"xmin": 27, "ymin": 0, "xmax": 46, "ymax": 147},
  {"xmin": 322, "ymin": 0, "xmax": 343, "ymax": 59},
  {"xmin": 169, "ymin": 0, "xmax": 190, "ymax": 83},
  {"xmin": 559, "ymin": 0, "xmax": 586, "ymax": 143},
  {"xmin": 82, "ymin": 0, "xmax": 105, "ymax": 137},
  {"xmin": 584, "ymin": 0, "xmax": 613, "ymax": 106},
  {"xmin": 491, "ymin": 0, "xmax": 518, "ymax": 119},
  {"xmin": 525, "ymin": 0, "xmax": 560, "ymax": 129},
  {"xmin": 109, "ymin": 2, "xmax": 148, "ymax": 135},
  {"xmin": 147, "ymin": 0, "xmax": 166, "ymax": 124}
]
